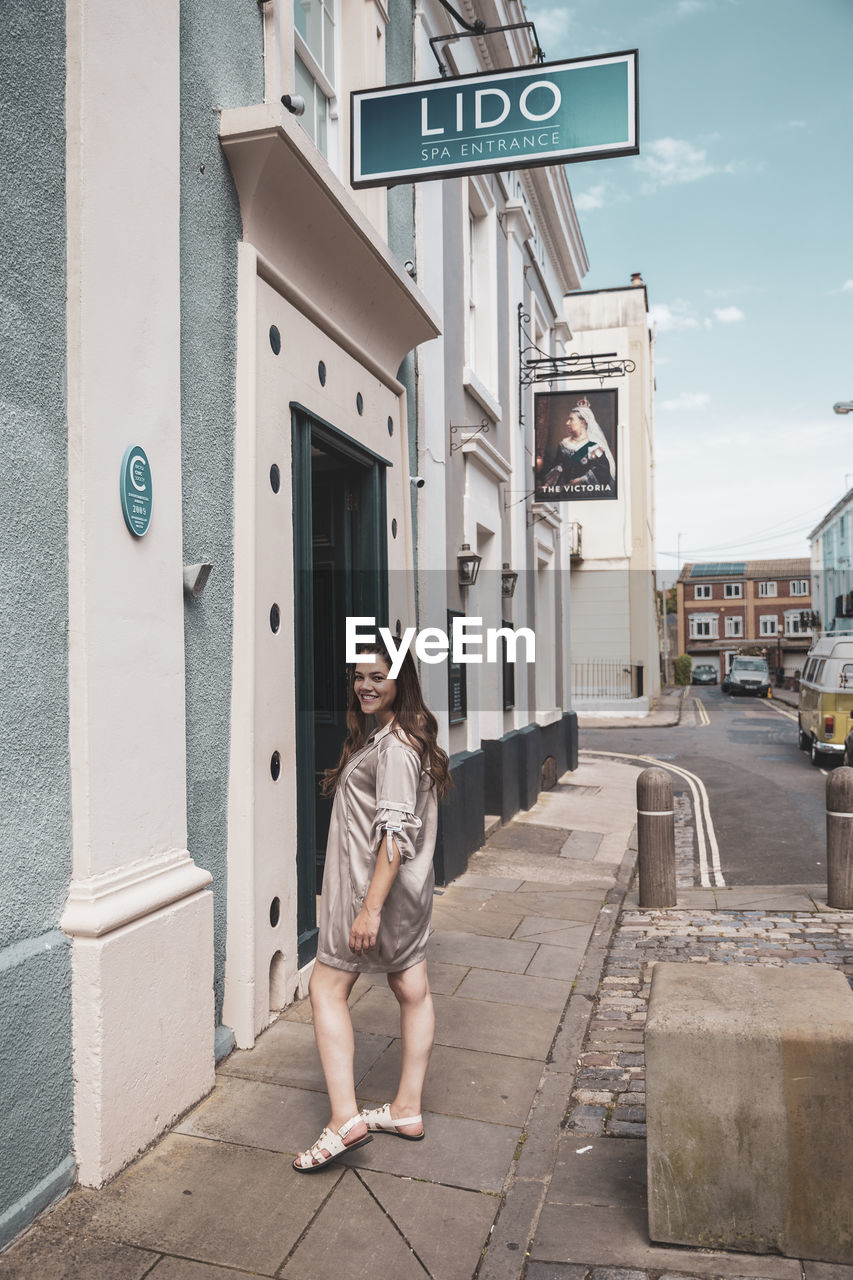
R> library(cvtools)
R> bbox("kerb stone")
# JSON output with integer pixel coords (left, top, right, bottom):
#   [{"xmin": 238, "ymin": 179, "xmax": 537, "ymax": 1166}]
[{"xmin": 646, "ymin": 962, "xmax": 853, "ymax": 1265}]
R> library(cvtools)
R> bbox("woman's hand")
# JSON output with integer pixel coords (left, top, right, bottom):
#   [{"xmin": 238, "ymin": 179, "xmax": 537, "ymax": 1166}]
[{"xmin": 349, "ymin": 904, "xmax": 382, "ymax": 954}]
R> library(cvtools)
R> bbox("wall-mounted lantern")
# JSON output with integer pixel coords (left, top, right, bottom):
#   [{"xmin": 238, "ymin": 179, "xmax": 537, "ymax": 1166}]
[
  {"xmin": 501, "ymin": 563, "xmax": 519, "ymax": 598},
  {"xmin": 457, "ymin": 543, "xmax": 482, "ymax": 588}
]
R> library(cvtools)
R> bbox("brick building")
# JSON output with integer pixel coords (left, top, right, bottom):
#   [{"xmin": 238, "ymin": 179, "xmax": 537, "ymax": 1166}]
[{"xmin": 676, "ymin": 559, "xmax": 814, "ymax": 680}]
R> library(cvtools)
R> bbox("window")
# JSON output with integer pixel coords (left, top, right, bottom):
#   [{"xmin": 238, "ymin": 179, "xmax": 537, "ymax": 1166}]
[
  {"xmin": 760, "ymin": 615, "xmax": 778, "ymax": 636},
  {"xmin": 464, "ymin": 179, "xmax": 497, "ymax": 393},
  {"xmin": 790, "ymin": 580, "xmax": 809, "ymax": 596},
  {"xmin": 294, "ymin": 0, "xmax": 337, "ymax": 158},
  {"xmin": 689, "ymin": 613, "xmax": 718, "ymax": 639},
  {"xmin": 785, "ymin": 610, "xmax": 810, "ymax": 636},
  {"xmin": 694, "ymin": 584, "xmax": 711, "ymax": 599},
  {"xmin": 724, "ymin": 582, "xmax": 742, "ymax": 598},
  {"xmin": 758, "ymin": 581, "xmax": 777, "ymax": 597},
  {"xmin": 725, "ymin": 616, "xmax": 743, "ymax": 637}
]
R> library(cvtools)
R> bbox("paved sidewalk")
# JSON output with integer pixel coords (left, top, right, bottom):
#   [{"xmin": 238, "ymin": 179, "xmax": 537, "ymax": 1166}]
[
  {"xmin": 3, "ymin": 756, "xmax": 852, "ymax": 1280},
  {"xmin": 0, "ymin": 758, "xmax": 640, "ymax": 1280},
  {"xmin": 577, "ymin": 686, "xmax": 686, "ymax": 731}
]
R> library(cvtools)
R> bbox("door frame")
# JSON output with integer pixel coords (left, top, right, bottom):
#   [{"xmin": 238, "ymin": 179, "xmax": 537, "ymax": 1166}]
[{"xmin": 291, "ymin": 402, "xmax": 388, "ymax": 966}]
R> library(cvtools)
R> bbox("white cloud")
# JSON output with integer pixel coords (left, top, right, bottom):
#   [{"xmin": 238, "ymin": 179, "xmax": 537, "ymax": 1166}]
[
  {"xmin": 843, "ymin": 280, "xmax": 853, "ymax": 292},
  {"xmin": 649, "ymin": 301, "xmax": 699, "ymax": 332},
  {"xmin": 635, "ymin": 138, "xmax": 716, "ymax": 188},
  {"xmin": 659, "ymin": 391, "xmax": 711, "ymax": 411},
  {"xmin": 574, "ymin": 184, "xmax": 607, "ymax": 212},
  {"xmin": 713, "ymin": 306, "xmax": 745, "ymax": 323}
]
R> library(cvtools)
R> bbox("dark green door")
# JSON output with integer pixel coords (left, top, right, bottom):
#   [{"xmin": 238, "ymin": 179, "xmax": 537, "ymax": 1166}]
[{"xmin": 291, "ymin": 406, "xmax": 388, "ymax": 967}]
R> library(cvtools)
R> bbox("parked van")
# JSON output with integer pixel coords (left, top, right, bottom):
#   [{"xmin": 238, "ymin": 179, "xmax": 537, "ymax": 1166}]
[
  {"xmin": 797, "ymin": 634, "xmax": 853, "ymax": 765},
  {"xmin": 722, "ymin": 655, "xmax": 771, "ymax": 697}
]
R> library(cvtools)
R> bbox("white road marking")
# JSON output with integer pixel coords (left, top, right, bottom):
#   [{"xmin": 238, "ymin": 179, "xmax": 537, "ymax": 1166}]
[
  {"xmin": 579, "ymin": 749, "xmax": 725, "ymax": 889},
  {"xmin": 764, "ymin": 700, "xmax": 798, "ymax": 724}
]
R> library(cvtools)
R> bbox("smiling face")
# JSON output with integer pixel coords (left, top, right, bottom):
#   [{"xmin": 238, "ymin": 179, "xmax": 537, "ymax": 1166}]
[{"xmin": 353, "ymin": 656, "xmax": 398, "ymax": 726}]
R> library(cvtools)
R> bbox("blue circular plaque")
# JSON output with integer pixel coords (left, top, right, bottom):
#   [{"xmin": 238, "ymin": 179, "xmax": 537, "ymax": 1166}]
[{"xmin": 120, "ymin": 445, "xmax": 153, "ymax": 537}]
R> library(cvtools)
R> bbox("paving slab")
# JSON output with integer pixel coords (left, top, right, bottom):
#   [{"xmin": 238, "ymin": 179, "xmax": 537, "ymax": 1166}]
[
  {"xmin": 342, "ymin": 1109, "xmax": 521, "ymax": 1192},
  {"xmin": 531, "ymin": 1205, "xmax": 804, "ymax": 1278},
  {"xmin": 174, "ymin": 1076, "xmax": 330, "ymax": 1153},
  {"xmin": 546, "ymin": 1138, "xmax": 646, "ymax": 1209},
  {"xmin": 453, "ymin": 873, "xmax": 525, "ymax": 891},
  {"xmin": 561, "ymin": 831, "xmax": 604, "ymax": 860},
  {"xmin": 351, "ymin": 985, "xmax": 560, "ymax": 1059},
  {"xmin": 82, "ymin": 1133, "xmax": 335, "ymax": 1275},
  {"xmin": 360, "ymin": 1168, "xmax": 497, "ymax": 1279},
  {"xmin": 430, "ymin": 900, "xmax": 525, "ymax": 938},
  {"xmin": 358, "ymin": 1040, "xmax": 543, "ymax": 1127},
  {"xmin": 515, "ymin": 916, "xmax": 596, "ymax": 944},
  {"xmin": 427, "ymin": 929, "xmax": 538, "ymax": 972},
  {"xmin": 280, "ymin": 1170, "xmax": 426, "ymax": 1279},
  {"xmin": 0, "ymin": 1219, "xmax": 157, "ymax": 1280},
  {"xmin": 489, "ymin": 891, "xmax": 606, "ymax": 922},
  {"xmin": 147, "ymin": 1260, "xmax": 262, "ymax": 1280},
  {"xmin": 803, "ymin": 1265, "xmax": 853, "ymax": 1280},
  {"xmin": 526, "ymin": 943, "xmax": 589, "ymax": 981},
  {"xmin": 217, "ymin": 1017, "xmax": 391, "ymax": 1091},
  {"xmin": 468, "ymin": 846, "xmax": 616, "ymax": 885},
  {"xmin": 455, "ymin": 967, "xmax": 572, "ymax": 1010},
  {"xmin": 521, "ymin": 877, "xmax": 617, "ymax": 895},
  {"xmin": 485, "ymin": 824, "xmax": 568, "ymax": 854}
]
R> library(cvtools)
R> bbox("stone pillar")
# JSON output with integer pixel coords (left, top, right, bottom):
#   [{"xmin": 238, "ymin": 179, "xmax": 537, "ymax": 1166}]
[{"xmin": 62, "ymin": 0, "xmax": 214, "ymax": 1186}]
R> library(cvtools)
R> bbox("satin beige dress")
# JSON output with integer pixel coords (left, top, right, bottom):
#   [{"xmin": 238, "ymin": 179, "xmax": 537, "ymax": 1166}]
[{"xmin": 316, "ymin": 721, "xmax": 438, "ymax": 974}]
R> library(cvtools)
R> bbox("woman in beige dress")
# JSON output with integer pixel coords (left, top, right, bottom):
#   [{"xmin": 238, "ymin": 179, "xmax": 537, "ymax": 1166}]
[{"xmin": 293, "ymin": 640, "xmax": 450, "ymax": 1173}]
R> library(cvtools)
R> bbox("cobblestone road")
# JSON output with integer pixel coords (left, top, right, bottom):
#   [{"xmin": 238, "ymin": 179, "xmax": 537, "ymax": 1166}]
[{"xmin": 566, "ymin": 909, "xmax": 853, "ymax": 1140}]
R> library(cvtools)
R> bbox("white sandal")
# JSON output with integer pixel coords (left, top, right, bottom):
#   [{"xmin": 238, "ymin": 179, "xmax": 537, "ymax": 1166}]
[
  {"xmin": 360, "ymin": 1102, "xmax": 425, "ymax": 1141},
  {"xmin": 292, "ymin": 1113, "xmax": 372, "ymax": 1173}
]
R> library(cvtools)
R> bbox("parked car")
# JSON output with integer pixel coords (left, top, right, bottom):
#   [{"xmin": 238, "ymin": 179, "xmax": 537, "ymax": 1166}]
[
  {"xmin": 692, "ymin": 664, "xmax": 718, "ymax": 685},
  {"xmin": 798, "ymin": 634, "xmax": 853, "ymax": 766},
  {"xmin": 722, "ymin": 655, "xmax": 771, "ymax": 697}
]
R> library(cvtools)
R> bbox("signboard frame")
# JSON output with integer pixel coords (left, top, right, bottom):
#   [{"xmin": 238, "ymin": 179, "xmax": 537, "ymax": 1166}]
[
  {"xmin": 351, "ymin": 50, "xmax": 638, "ymax": 189},
  {"xmin": 534, "ymin": 389, "xmax": 619, "ymax": 503}
]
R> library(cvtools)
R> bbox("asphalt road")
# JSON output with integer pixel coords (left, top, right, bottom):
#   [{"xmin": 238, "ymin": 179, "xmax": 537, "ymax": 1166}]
[{"xmin": 580, "ymin": 685, "xmax": 832, "ymax": 887}]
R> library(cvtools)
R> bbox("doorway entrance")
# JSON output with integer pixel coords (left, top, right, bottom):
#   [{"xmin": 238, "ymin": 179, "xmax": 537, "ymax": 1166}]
[{"xmin": 291, "ymin": 405, "xmax": 388, "ymax": 967}]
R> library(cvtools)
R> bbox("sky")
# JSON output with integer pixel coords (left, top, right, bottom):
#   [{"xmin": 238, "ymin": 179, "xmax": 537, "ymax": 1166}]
[{"xmin": 525, "ymin": 0, "xmax": 853, "ymax": 577}]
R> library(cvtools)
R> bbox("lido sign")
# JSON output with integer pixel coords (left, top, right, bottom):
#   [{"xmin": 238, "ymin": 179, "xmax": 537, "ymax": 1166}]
[{"xmin": 351, "ymin": 51, "xmax": 638, "ymax": 188}]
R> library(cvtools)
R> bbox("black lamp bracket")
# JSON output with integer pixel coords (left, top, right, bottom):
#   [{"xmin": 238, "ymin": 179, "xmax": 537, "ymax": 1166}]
[
  {"xmin": 518, "ymin": 305, "xmax": 636, "ymax": 425},
  {"xmin": 450, "ymin": 419, "xmax": 490, "ymax": 453},
  {"xmin": 430, "ymin": 22, "xmax": 544, "ymax": 77}
]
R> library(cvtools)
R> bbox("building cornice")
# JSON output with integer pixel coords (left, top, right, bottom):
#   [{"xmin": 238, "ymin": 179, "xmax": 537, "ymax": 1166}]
[{"xmin": 219, "ymin": 103, "xmax": 441, "ymax": 384}]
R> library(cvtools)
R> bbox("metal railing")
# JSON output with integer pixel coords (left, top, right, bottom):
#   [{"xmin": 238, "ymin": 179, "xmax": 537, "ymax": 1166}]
[{"xmin": 572, "ymin": 659, "xmax": 644, "ymax": 700}]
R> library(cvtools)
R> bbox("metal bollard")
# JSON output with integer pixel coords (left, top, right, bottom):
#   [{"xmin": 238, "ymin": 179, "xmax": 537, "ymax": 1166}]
[
  {"xmin": 637, "ymin": 767, "xmax": 677, "ymax": 908},
  {"xmin": 827, "ymin": 766, "xmax": 853, "ymax": 910}
]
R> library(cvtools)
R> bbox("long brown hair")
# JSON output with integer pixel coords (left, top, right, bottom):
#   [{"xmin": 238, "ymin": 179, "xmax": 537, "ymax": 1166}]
[{"xmin": 320, "ymin": 638, "xmax": 451, "ymax": 799}]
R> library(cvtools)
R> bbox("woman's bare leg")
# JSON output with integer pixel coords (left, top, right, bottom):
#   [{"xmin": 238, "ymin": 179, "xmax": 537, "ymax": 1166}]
[
  {"xmin": 298, "ymin": 961, "xmax": 367, "ymax": 1159},
  {"xmin": 386, "ymin": 961, "xmax": 434, "ymax": 1136}
]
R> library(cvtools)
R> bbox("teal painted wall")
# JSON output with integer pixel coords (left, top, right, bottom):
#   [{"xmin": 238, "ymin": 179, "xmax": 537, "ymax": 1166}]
[
  {"xmin": 179, "ymin": 0, "xmax": 265, "ymax": 1022},
  {"xmin": 0, "ymin": 0, "xmax": 75, "ymax": 1248},
  {"xmin": 385, "ymin": 0, "xmax": 419, "ymax": 588}
]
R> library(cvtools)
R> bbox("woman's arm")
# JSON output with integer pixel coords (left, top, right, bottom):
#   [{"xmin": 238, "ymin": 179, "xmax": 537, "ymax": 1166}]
[{"xmin": 349, "ymin": 834, "xmax": 401, "ymax": 955}]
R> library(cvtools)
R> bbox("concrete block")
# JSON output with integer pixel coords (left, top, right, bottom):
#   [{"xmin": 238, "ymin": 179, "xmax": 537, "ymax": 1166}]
[{"xmin": 646, "ymin": 962, "xmax": 853, "ymax": 1264}]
